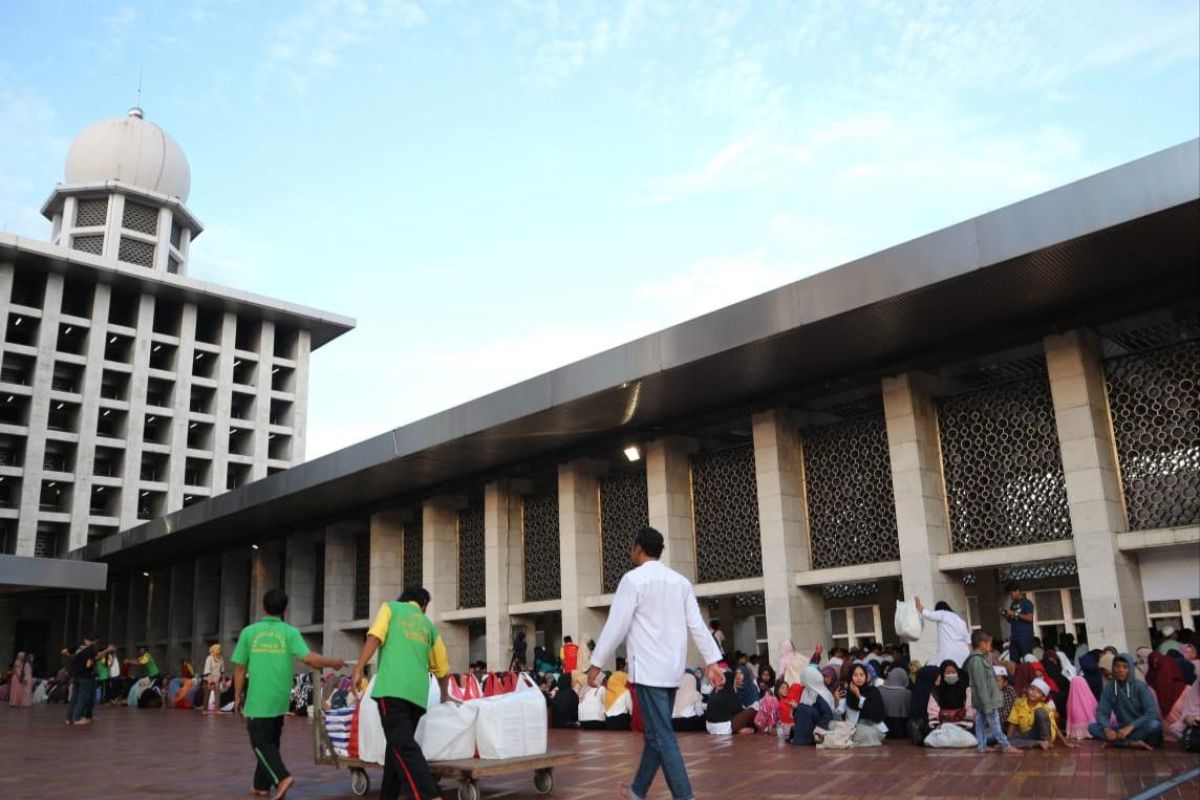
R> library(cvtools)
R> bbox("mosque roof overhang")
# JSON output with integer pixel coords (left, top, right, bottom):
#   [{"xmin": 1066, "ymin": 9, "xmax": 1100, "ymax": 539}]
[
  {"xmin": 0, "ymin": 554, "xmax": 108, "ymax": 594},
  {"xmin": 79, "ymin": 139, "xmax": 1200, "ymax": 569},
  {"xmin": 0, "ymin": 234, "xmax": 355, "ymax": 349}
]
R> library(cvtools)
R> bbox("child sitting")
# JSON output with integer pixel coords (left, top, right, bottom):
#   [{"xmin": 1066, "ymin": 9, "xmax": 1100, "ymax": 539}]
[{"xmin": 1007, "ymin": 678, "xmax": 1076, "ymax": 751}]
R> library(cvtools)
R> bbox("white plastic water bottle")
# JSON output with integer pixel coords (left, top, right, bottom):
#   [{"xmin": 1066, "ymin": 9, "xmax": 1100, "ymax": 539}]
[{"xmin": 776, "ymin": 723, "xmax": 786, "ymax": 742}]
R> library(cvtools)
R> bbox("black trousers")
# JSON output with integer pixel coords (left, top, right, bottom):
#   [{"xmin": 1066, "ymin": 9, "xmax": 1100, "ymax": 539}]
[
  {"xmin": 377, "ymin": 697, "xmax": 440, "ymax": 800},
  {"xmin": 247, "ymin": 716, "xmax": 289, "ymax": 791}
]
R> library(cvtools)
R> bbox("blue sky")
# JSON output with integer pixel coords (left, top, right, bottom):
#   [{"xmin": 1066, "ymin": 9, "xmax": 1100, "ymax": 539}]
[{"xmin": 2, "ymin": 1, "xmax": 1198, "ymax": 459}]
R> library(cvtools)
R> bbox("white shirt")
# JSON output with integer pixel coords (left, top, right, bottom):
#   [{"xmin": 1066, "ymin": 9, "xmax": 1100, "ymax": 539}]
[
  {"xmin": 590, "ymin": 560, "xmax": 723, "ymax": 688},
  {"xmin": 921, "ymin": 608, "xmax": 971, "ymax": 667}
]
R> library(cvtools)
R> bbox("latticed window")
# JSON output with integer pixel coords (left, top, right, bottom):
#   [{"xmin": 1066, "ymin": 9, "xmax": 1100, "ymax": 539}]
[
  {"xmin": 457, "ymin": 506, "xmax": 485, "ymax": 609},
  {"xmin": 938, "ymin": 377, "xmax": 1072, "ymax": 552},
  {"xmin": 353, "ymin": 531, "xmax": 370, "ymax": 619},
  {"xmin": 523, "ymin": 492, "xmax": 561, "ymax": 602},
  {"xmin": 402, "ymin": 523, "xmax": 422, "ymax": 590},
  {"xmin": 803, "ymin": 414, "xmax": 898, "ymax": 568},
  {"xmin": 167, "ymin": 256, "xmax": 181, "ymax": 275},
  {"xmin": 118, "ymin": 236, "xmax": 155, "ymax": 267},
  {"xmin": 170, "ymin": 222, "xmax": 183, "ymax": 248},
  {"xmin": 122, "ymin": 200, "xmax": 159, "ymax": 234},
  {"xmin": 72, "ymin": 234, "xmax": 104, "ymax": 255},
  {"xmin": 691, "ymin": 444, "xmax": 762, "ymax": 583},
  {"xmin": 311, "ymin": 543, "xmax": 325, "ymax": 624},
  {"xmin": 599, "ymin": 468, "xmax": 648, "ymax": 593},
  {"xmin": 75, "ymin": 197, "xmax": 108, "ymax": 227},
  {"xmin": 1104, "ymin": 341, "xmax": 1200, "ymax": 530}
]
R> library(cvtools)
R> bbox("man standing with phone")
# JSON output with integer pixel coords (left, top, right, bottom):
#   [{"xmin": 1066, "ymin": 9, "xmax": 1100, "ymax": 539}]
[
  {"xmin": 1002, "ymin": 582, "xmax": 1036, "ymax": 663},
  {"xmin": 588, "ymin": 527, "xmax": 726, "ymax": 800}
]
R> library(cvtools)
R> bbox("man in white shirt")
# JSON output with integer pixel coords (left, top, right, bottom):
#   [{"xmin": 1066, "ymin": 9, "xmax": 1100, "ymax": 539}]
[
  {"xmin": 588, "ymin": 527, "xmax": 725, "ymax": 800},
  {"xmin": 914, "ymin": 595, "xmax": 971, "ymax": 667}
]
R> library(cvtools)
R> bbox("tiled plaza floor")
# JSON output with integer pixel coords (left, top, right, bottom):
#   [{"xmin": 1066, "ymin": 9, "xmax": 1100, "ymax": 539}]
[{"xmin": 1, "ymin": 704, "xmax": 1197, "ymax": 799}]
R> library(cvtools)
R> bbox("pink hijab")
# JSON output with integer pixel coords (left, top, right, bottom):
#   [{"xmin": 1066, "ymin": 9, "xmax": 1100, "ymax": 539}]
[
  {"xmin": 1167, "ymin": 672, "xmax": 1200, "ymax": 741},
  {"xmin": 1065, "ymin": 675, "xmax": 1098, "ymax": 739},
  {"xmin": 778, "ymin": 641, "xmax": 800, "ymax": 678}
]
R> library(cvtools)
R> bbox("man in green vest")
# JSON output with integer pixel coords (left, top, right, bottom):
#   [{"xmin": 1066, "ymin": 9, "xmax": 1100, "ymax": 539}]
[
  {"xmin": 351, "ymin": 586, "xmax": 451, "ymax": 800},
  {"xmin": 233, "ymin": 588, "xmax": 344, "ymax": 799}
]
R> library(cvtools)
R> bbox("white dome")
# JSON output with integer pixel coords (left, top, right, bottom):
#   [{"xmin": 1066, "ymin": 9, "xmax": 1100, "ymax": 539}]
[{"xmin": 64, "ymin": 108, "xmax": 191, "ymax": 201}]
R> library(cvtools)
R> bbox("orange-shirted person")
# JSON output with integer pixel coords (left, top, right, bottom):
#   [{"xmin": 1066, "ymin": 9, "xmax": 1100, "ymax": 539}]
[{"xmin": 560, "ymin": 636, "xmax": 580, "ymax": 673}]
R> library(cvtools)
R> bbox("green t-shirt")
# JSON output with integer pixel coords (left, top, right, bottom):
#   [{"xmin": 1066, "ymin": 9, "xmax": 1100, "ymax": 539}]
[
  {"xmin": 231, "ymin": 616, "xmax": 309, "ymax": 718},
  {"xmin": 95, "ymin": 659, "xmax": 109, "ymax": 681},
  {"xmin": 139, "ymin": 652, "xmax": 160, "ymax": 678},
  {"xmin": 372, "ymin": 601, "xmax": 440, "ymax": 708}
]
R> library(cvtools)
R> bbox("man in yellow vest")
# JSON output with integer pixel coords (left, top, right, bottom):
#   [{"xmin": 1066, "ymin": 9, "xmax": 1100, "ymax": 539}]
[{"xmin": 351, "ymin": 587, "xmax": 451, "ymax": 800}]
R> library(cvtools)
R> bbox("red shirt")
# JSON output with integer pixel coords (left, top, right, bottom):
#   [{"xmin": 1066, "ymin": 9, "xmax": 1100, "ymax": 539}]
[{"xmin": 561, "ymin": 643, "xmax": 579, "ymax": 673}]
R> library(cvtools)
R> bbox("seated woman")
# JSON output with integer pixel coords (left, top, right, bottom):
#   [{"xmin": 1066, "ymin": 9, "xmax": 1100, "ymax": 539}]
[
  {"xmin": 844, "ymin": 663, "xmax": 888, "ymax": 747},
  {"xmin": 548, "ymin": 673, "xmax": 578, "ymax": 728},
  {"xmin": 878, "ymin": 666, "xmax": 912, "ymax": 739},
  {"xmin": 790, "ymin": 666, "xmax": 839, "ymax": 746},
  {"xmin": 705, "ymin": 670, "xmax": 757, "ymax": 735},
  {"xmin": 926, "ymin": 660, "xmax": 975, "ymax": 741},
  {"xmin": 737, "ymin": 664, "xmax": 761, "ymax": 711},
  {"xmin": 1008, "ymin": 678, "xmax": 1075, "ymax": 750},
  {"xmin": 604, "ymin": 668, "xmax": 632, "ymax": 731},
  {"xmin": 672, "ymin": 671, "xmax": 706, "ymax": 732},
  {"xmin": 578, "ymin": 684, "xmax": 607, "ymax": 730}
]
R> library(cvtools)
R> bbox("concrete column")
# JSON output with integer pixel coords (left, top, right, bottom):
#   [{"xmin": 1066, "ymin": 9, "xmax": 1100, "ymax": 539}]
[
  {"xmin": 322, "ymin": 523, "xmax": 361, "ymax": 661},
  {"xmin": 285, "ymin": 533, "xmax": 317, "ymax": 628},
  {"xmin": 249, "ymin": 540, "xmax": 284, "ymax": 612},
  {"xmin": 68, "ymin": 283, "xmax": 111, "ymax": 550},
  {"xmin": 558, "ymin": 460, "xmax": 608, "ymax": 669},
  {"xmin": 127, "ymin": 572, "xmax": 150, "ymax": 651},
  {"xmin": 882, "ymin": 372, "xmax": 968, "ymax": 664},
  {"xmin": 646, "ymin": 436, "xmax": 697, "ymax": 580},
  {"xmin": 167, "ymin": 562, "xmax": 194, "ymax": 668},
  {"xmin": 193, "ymin": 557, "xmax": 221, "ymax": 666},
  {"xmin": 292, "ymin": 330, "xmax": 311, "ymax": 462},
  {"xmin": 484, "ymin": 481, "xmax": 522, "ymax": 670},
  {"xmin": 424, "ymin": 498, "xmax": 469, "ymax": 670},
  {"xmin": 1045, "ymin": 331, "xmax": 1147, "ymax": 653},
  {"xmin": 211, "ymin": 312, "xmax": 237, "ymax": 492},
  {"xmin": 369, "ymin": 510, "xmax": 406, "ymax": 614},
  {"xmin": 971, "ymin": 569, "xmax": 1005, "ymax": 637},
  {"xmin": 251, "ymin": 321, "xmax": 274, "ymax": 481},
  {"xmin": 165, "ymin": 303, "xmax": 196, "ymax": 512},
  {"xmin": 118, "ymin": 294, "xmax": 156, "ymax": 526},
  {"xmin": 752, "ymin": 410, "xmax": 827, "ymax": 653},
  {"xmin": 218, "ymin": 551, "xmax": 250, "ymax": 648}
]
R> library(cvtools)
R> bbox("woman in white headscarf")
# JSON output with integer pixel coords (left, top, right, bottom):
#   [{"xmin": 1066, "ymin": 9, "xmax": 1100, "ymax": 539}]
[{"xmin": 790, "ymin": 666, "xmax": 839, "ymax": 745}]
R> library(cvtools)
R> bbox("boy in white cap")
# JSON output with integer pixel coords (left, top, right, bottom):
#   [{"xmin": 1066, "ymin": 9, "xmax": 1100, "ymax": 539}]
[
  {"xmin": 1006, "ymin": 678, "xmax": 1076, "ymax": 750},
  {"xmin": 995, "ymin": 665, "xmax": 1017, "ymax": 723}
]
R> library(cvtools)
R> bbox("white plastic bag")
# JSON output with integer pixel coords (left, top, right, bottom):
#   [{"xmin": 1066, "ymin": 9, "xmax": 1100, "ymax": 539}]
[
  {"xmin": 895, "ymin": 600, "xmax": 924, "ymax": 642},
  {"xmin": 415, "ymin": 700, "xmax": 480, "ymax": 761},
  {"xmin": 356, "ymin": 677, "xmax": 385, "ymax": 766},
  {"xmin": 923, "ymin": 724, "xmax": 976, "ymax": 748},
  {"xmin": 473, "ymin": 674, "xmax": 547, "ymax": 759},
  {"xmin": 816, "ymin": 720, "xmax": 856, "ymax": 750},
  {"xmin": 578, "ymin": 687, "xmax": 606, "ymax": 723}
]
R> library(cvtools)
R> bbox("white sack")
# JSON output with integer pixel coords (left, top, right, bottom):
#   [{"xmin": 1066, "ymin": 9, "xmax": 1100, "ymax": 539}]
[
  {"xmin": 473, "ymin": 674, "xmax": 547, "ymax": 760},
  {"xmin": 923, "ymin": 724, "xmax": 977, "ymax": 748},
  {"xmin": 894, "ymin": 600, "xmax": 924, "ymax": 643}
]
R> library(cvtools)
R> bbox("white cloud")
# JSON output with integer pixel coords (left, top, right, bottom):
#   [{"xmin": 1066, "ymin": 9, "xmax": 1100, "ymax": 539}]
[{"xmin": 642, "ymin": 135, "xmax": 810, "ymax": 203}]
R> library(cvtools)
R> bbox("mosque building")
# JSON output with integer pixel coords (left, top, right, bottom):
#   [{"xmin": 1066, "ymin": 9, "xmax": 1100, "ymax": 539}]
[{"xmin": 1, "ymin": 110, "xmax": 1196, "ymax": 674}]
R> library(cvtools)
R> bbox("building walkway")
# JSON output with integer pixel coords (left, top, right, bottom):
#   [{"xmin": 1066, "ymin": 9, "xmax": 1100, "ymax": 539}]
[{"xmin": 0, "ymin": 704, "xmax": 1197, "ymax": 799}]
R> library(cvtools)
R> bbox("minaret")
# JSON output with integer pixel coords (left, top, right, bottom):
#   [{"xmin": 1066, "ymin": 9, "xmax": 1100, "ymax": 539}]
[{"xmin": 39, "ymin": 107, "xmax": 202, "ymax": 275}]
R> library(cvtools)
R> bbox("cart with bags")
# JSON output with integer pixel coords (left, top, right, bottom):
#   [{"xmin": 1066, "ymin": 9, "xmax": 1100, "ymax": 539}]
[{"xmin": 310, "ymin": 667, "xmax": 577, "ymax": 799}]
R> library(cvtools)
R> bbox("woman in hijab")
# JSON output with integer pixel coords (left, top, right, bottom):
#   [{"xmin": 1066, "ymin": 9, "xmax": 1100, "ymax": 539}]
[
  {"xmin": 1041, "ymin": 650, "xmax": 1071, "ymax": 726},
  {"xmin": 927, "ymin": 660, "xmax": 974, "ymax": 734},
  {"xmin": 845, "ymin": 663, "xmax": 887, "ymax": 747},
  {"xmin": 777, "ymin": 641, "xmax": 798, "ymax": 677},
  {"xmin": 790, "ymin": 666, "xmax": 838, "ymax": 746},
  {"xmin": 1066, "ymin": 666, "xmax": 1099, "ymax": 740},
  {"xmin": 9, "ymin": 653, "xmax": 29, "ymax": 708},
  {"xmin": 820, "ymin": 665, "xmax": 840, "ymax": 694},
  {"xmin": 1098, "ymin": 652, "xmax": 1116, "ymax": 687},
  {"xmin": 1166, "ymin": 668, "xmax": 1200, "ymax": 743},
  {"xmin": 737, "ymin": 663, "xmax": 761, "ymax": 709},
  {"xmin": 672, "ymin": 671, "xmax": 706, "ymax": 732},
  {"xmin": 1147, "ymin": 651, "xmax": 1188, "ymax": 724},
  {"xmin": 1079, "ymin": 652, "xmax": 1104, "ymax": 700},
  {"xmin": 757, "ymin": 664, "xmax": 776, "ymax": 697},
  {"xmin": 754, "ymin": 682, "xmax": 782, "ymax": 734},
  {"xmin": 879, "ymin": 666, "xmax": 912, "ymax": 739},
  {"xmin": 705, "ymin": 670, "xmax": 756, "ymax": 734},
  {"xmin": 603, "ymin": 668, "xmax": 633, "ymax": 730},
  {"xmin": 202, "ymin": 643, "xmax": 224, "ymax": 714},
  {"xmin": 908, "ymin": 664, "xmax": 940, "ymax": 744},
  {"xmin": 549, "ymin": 673, "xmax": 578, "ymax": 728}
]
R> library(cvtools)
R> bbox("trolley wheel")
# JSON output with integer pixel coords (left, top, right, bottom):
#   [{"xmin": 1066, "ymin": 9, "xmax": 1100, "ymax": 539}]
[
  {"xmin": 457, "ymin": 780, "xmax": 480, "ymax": 800},
  {"xmin": 350, "ymin": 768, "xmax": 370, "ymax": 796},
  {"xmin": 534, "ymin": 768, "xmax": 554, "ymax": 795}
]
